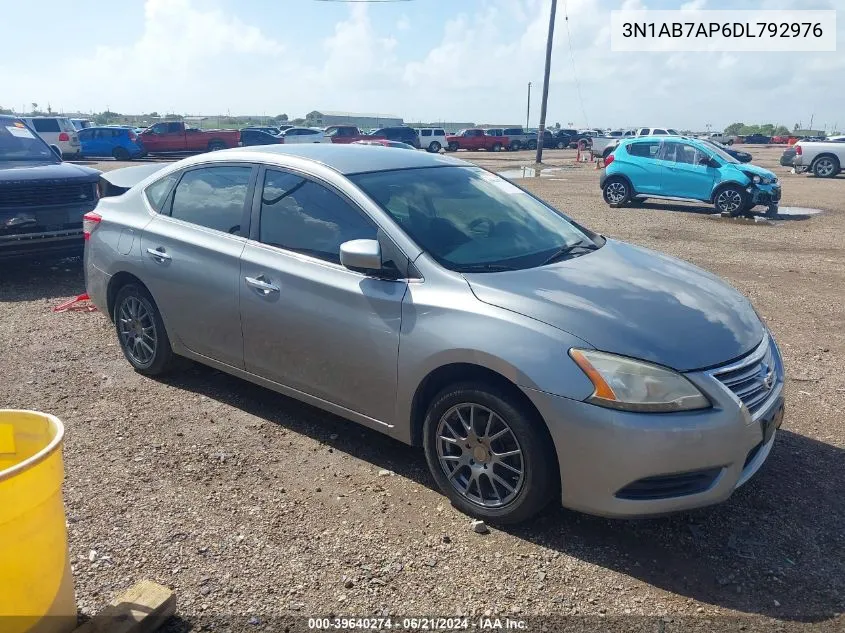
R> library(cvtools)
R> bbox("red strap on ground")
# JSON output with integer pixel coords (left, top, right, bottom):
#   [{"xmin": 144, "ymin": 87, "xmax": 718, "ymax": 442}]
[{"xmin": 53, "ymin": 293, "xmax": 98, "ymax": 313}]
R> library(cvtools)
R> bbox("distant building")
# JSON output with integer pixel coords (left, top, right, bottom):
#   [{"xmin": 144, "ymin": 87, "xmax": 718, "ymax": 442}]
[{"xmin": 306, "ymin": 110, "xmax": 403, "ymax": 129}]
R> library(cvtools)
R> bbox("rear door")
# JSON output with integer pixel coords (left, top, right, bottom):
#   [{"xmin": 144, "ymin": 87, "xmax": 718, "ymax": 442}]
[
  {"xmin": 621, "ymin": 140, "xmax": 663, "ymax": 194},
  {"xmin": 239, "ymin": 167, "xmax": 406, "ymax": 423},
  {"xmin": 139, "ymin": 164, "xmax": 257, "ymax": 368}
]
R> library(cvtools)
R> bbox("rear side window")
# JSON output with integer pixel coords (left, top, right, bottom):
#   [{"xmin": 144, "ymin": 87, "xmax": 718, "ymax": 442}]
[
  {"xmin": 167, "ymin": 122, "xmax": 182, "ymax": 133},
  {"xmin": 170, "ymin": 166, "xmax": 252, "ymax": 234},
  {"xmin": 627, "ymin": 141, "xmax": 661, "ymax": 158},
  {"xmin": 258, "ymin": 169, "xmax": 376, "ymax": 264},
  {"xmin": 32, "ymin": 119, "xmax": 61, "ymax": 133},
  {"xmin": 434, "ymin": 129, "xmax": 445, "ymax": 136},
  {"xmin": 421, "ymin": 129, "xmax": 432, "ymax": 137},
  {"xmin": 653, "ymin": 129, "xmax": 668, "ymax": 135},
  {"xmin": 144, "ymin": 174, "xmax": 180, "ymax": 212}
]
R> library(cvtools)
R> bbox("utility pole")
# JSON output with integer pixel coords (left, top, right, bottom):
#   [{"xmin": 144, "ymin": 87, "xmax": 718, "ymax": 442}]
[
  {"xmin": 535, "ymin": 0, "xmax": 557, "ymax": 163},
  {"xmin": 526, "ymin": 82, "xmax": 531, "ymax": 130}
]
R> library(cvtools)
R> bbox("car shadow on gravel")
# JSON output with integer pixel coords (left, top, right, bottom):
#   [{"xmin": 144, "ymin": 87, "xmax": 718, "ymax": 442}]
[
  {"xmin": 158, "ymin": 364, "xmax": 843, "ymax": 624},
  {"xmin": 513, "ymin": 429, "xmax": 844, "ymax": 623},
  {"xmin": 0, "ymin": 256, "xmax": 84, "ymax": 302}
]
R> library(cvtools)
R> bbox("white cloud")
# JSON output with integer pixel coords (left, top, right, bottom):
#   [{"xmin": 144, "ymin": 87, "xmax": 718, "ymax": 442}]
[{"xmin": 2, "ymin": 0, "xmax": 842, "ymax": 132}]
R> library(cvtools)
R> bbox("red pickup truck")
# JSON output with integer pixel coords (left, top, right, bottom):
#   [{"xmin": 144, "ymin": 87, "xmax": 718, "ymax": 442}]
[
  {"xmin": 137, "ymin": 121, "xmax": 240, "ymax": 154},
  {"xmin": 324, "ymin": 125, "xmax": 384, "ymax": 144},
  {"xmin": 446, "ymin": 129, "xmax": 505, "ymax": 152}
]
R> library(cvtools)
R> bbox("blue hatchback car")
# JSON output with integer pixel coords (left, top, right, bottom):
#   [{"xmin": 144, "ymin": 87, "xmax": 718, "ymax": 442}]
[
  {"xmin": 600, "ymin": 136, "xmax": 781, "ymax": 217},
  {"xmin": 78, "ymin": 126, "xmax": 145, "ymax": 160}
]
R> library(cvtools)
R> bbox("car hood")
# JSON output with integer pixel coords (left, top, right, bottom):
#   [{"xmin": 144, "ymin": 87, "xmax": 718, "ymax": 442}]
[
  {"xmin": 464, "ymin": 239, "xmax": 764, "ymax": 372},
  {"xmin": 0, "ymin": 160, "xmax": 100, "ymax": 182},
  {"xmin": 730, "ymin": 162, "xmax": 776, "ymax": 181}
]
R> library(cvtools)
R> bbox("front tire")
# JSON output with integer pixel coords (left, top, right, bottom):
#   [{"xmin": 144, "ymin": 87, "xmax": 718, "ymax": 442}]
[
  {"xmin": 114, "ymin": 284, "xmax": 176, "ymax": 376},
  {"xmin": 422, "ymin": 383, "xmax": 557, "ymax": 524},
  {"xmin": 556, "ymin": 140, "xmax": 566, "ymax": 149},
  {"xmin": 714, "ymin": 185, "xmax": 747, "ymax": 217},
  {"xmin": 602, "ymin": 176, "xmax": 632, "ymax": 208},
  {"xmin": 428, "ymin": 141, "xmax": 441, "ymax": 153},
  {"xmin": 510, "ymin": 141, "xmax": 521, "ymax": 151},
  {"xmin": 812, "ymin": 156, "xmax": 840, "ymax": 178}
]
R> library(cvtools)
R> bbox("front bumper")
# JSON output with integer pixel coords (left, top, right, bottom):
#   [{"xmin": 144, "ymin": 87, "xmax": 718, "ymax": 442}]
[
  {"xmin": 523, "ymin": 336, "xmax": 785, "ymax": 518},
  {"xmin": 748, "ymin": 182, "xmax": 781, "ymax": 207}
]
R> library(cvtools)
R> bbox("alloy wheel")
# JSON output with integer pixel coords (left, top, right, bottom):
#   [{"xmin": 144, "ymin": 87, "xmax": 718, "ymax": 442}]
[
  {"xmin": 117, "ymin": 296, "xmax": 157, "ymax": 366},
  {"xmin": 435, "ymin": 403, "xmax": 525, "ymax": 508},
  {"xmin": 605, "ymin": 181, "xmax": 627, "ymax": 204},
  {"xmin": 716, "ymin": 189, "xmax": 742, "ymax": 213},
  {"xmin": 816, "ymin": 158, "xmax": 835, "ymax": 177}
]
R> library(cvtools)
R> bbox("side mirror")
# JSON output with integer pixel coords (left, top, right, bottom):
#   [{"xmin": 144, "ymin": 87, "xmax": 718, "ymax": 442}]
[
  {"xmin": 340, "ymin": 239, "xmax": 382, "ymax": 273},
  {"xmin": 49, "ymin": 144, "xmax": 63, "ymax": 160}
]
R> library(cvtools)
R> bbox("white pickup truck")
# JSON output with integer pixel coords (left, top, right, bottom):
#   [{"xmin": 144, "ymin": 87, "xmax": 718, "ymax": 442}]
[
  {"xmin": 698, "ymin": 132, "xmax": 739, "ymax": 146},
  {"xmin": 793, "ymin": 140, "xmax": 845, "ymax": 178}
]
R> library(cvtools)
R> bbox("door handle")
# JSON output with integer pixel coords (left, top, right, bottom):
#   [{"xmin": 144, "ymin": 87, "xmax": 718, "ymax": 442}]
[
  {"xmin": 146, "ymin": 247, "xmax": 171, "ymax": 261},
  {"xmin": 245, "ymin": 275, "xmax": 280, "ymax": 294}
]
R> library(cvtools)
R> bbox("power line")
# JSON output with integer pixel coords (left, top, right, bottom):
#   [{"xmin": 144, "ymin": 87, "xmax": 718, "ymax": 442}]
[{"xmin": 563, "ymin": 0, "xmax": 589, "ymax": 128}]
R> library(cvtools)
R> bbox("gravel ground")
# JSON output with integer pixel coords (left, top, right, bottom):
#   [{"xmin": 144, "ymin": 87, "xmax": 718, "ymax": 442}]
[{"xmin": 1, "ymin": 146, "xmax": 843, "ymax": 632}]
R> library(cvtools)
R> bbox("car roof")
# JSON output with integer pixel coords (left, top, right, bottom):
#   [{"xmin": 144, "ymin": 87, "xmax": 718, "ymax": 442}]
[{"xmin": 221, "ymin": 143, "xmax": 465, "ymax": 175}]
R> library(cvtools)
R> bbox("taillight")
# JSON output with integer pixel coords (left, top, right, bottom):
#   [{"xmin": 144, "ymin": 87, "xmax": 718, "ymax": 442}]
[
  {"xmin": 82, "ymin": 212, "xmax": 101, "ymax": 240},
  {"xmin": 128, "ymin": 131, "xmax": 137, "ymax": 141},
  {"xmin": 604, "ymin": 153, "xmax": 615, "ymax": 166},
  {"xmin": 58, "ymin": 132, "xmax": 70, "ymax": 142},
  {"xmin": 795, "ymin": 145, "xmax": 802, "ymax": 155}
]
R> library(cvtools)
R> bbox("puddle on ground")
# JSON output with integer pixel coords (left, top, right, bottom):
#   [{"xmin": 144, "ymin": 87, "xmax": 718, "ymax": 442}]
[
  {"xmin": 497, "ymin": 166, "xmax": 572, "ymax": 179},
  {"xmin": 708, "ymin": 206, "xmax": 823, "ymax": 224}
]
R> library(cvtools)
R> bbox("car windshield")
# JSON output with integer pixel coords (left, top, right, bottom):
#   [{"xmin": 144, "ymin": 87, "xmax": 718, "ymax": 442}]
[
  {"xmin": 702, "ymin": 141, "xmax": 740, "ymax": 164},
  {"xmin": 350, "ymin": 166, "xmax": 598, "ymax": 272},
  {"xmin": 0, "ymin": 119, "xmax": 57, "ymax": 161}
]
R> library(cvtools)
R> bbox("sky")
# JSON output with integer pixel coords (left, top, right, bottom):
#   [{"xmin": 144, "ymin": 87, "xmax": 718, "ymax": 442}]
[{"xmin": 0, "ymin": 0, "xmax": 842, "ymax": 131}]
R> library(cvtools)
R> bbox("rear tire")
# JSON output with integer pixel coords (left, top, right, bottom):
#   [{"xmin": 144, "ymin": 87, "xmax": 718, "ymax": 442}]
[
  {"xmin": 714, "ymin": 185, "xmax": 747, "ymax": 217},
  {"xmin": 422, "ymin": 382, "xmax": 557, "ymax": 524},
  {"xmin": 208, "ymin": 140, "xmax": 226, "ymax": 152},
  {"xmin": 812, "ymin": 156, "xmax": 840, "ymax": 178},
  {"xmin": 527, "ymin": 140, "xmax": 537, "ymax": 151},
  {"xmin": 428, "ymin": 141, "xmax": 441, "ymax": 153},
  {"xmin": 113, "ymin": 284, "xmax": 176, "ymax": 376},
  {"xmin": 602, "ymin": 176, "xmax": 632, "ymax": 208}
]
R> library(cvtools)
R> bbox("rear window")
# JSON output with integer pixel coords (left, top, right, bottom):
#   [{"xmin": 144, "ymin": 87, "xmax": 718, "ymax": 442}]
[
  {"xmin": 31, "ymin": 119, "xmax": 61, "ymax": 133},
  {"xmin": 627, "ymin": 141, "xmax": 661, "ymax": 158}
]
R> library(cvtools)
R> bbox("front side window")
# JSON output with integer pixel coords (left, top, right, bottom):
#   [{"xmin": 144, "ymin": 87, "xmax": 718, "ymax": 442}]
[
  {"xmin": 258, "ymin": 169, "xmax": 377, "ymax": 264},
  {"xmin": 150, "ymin": 123, "xmax": 167, "ymax": 134},
  {"xmin": 170, "ymin": 166, "xmax": 252, "ymax": 234},
  {"xmin": 350, "ymin": 166, "xmax": 597, "ymax": 272}
]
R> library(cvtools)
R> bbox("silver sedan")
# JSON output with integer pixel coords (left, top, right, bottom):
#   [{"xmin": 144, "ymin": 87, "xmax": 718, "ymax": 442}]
[{"xmin": 84, "ymin": 145, "xmax": 785, "ymax": 523}]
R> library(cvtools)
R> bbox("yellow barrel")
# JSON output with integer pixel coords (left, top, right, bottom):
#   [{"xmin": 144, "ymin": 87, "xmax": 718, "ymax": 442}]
[{"xmin": 0, "ymin": 410, "xmax": 76, "ymax": 633}]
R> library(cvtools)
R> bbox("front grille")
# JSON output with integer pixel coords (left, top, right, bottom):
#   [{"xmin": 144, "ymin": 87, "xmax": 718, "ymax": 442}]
[
  {"xmin": 0, "ymin": 181, "xmax": 96, "ymax": 208},
  {"xmin": 616, "ymin": 468, "xmax": 722, "ymax": 501},
  {"xmin": 711, "ymin": 335, "xmax": 777, "ymax": 416}
]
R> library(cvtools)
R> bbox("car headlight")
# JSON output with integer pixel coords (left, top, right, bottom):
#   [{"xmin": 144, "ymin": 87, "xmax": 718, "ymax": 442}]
[
  {"xmin": 742, "ymin": 171, "xmax": 762, "ymax": 184},
  {"xmin": 569, "ymin": 349, "xmax": 710, "ymax": 412}
]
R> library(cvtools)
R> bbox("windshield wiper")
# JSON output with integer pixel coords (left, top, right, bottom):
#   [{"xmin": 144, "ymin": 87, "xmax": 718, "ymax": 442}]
[
  {"xmin": 541, "ymin": 241, "xmax": 598, "ymax": 266},
  {"xmin": 458, "ymin": 263, "xmax": 521, "ymax": 273}
]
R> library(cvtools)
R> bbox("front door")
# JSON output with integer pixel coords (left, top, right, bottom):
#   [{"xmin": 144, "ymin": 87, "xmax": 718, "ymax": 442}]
[
  {"xmin": 659, "ymin": 141, "xmax": 717, "ymax": 201},
  {"xmin": 139, "ymin": 164, "xmax": 256, "ymax": 368},
  {"xmin": 239, "ymin": 168, "xmax": 406, "ymax": 424}
]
